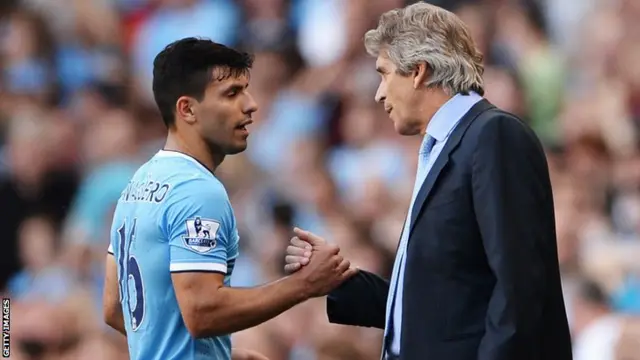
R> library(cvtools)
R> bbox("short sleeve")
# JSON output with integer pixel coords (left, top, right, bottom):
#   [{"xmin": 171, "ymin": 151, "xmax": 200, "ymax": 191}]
[
  {"xmin": 165, "ymin": 178, "xmax": 234, "ymax": 274},
  {"xmin": 107, "ymin": 243, "xmax": 114, "ymax": 255}
]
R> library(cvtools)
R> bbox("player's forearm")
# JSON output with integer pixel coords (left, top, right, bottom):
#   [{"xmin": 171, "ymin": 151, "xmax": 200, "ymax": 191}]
[{"xmin": 189, "ymin": 276, "xmax": 308, "ymax": 337}]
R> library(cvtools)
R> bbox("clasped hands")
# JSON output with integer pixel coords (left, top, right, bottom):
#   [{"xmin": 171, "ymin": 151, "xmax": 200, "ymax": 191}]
[
  {"xmin": 231, "ymin": 229, "xmax": 356, "ymax": 360},
  {"xmin": 283, "ymin": 227, "xmax": 358, "ymax": 297}
]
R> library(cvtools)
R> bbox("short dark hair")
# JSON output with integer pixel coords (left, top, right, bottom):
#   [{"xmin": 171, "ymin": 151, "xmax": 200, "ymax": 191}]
[{"xmin": 152, "ymin": 37, "xmax": 254, "ymax": 127}]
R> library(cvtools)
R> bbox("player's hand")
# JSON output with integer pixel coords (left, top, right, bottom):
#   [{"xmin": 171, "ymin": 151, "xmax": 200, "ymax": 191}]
[
  {"xmin": 291, "ymin": 227, "xmax": 358, "ymax": 298},
  {"xmin": 231, "ymin": 348, "xmax": 270, "ymax": 360},
  {"xmin": 284, "ymin": 228, "xmax": 314, "ymax": 274}
]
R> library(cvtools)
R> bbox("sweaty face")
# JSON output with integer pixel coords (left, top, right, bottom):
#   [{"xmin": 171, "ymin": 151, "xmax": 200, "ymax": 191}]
[
  {"xmin": 195, "ymin": 72, "xmax": 258, "ymax": 155},
  {"xmin": 374, "ymin": 54, "xmax": 424, "ymax": 136}
]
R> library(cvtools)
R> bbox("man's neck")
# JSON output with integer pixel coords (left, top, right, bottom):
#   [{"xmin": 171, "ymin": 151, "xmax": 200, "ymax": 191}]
[
  {"xmin": 164, "ymin": 131, "xmax": 224, "ymax": 173},
  {"xmin": 418, "ymin": 89, "xmax": 453, "ymax": 135}
]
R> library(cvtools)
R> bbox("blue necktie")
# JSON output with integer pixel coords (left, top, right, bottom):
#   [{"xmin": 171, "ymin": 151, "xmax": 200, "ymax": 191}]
[
  {"xmin": 384, "ymin": 134, "xmax": 436, "ymax": 356},
  {"xmin": 417, "ymin": 135, "xmax": 437, "ymax": 182}
]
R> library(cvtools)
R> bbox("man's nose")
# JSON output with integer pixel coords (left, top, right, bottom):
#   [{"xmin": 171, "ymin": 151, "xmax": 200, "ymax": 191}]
[
  {"xmin": 374, "ymin": 85, "xmax": 386, "ymax": 104},
  {"xmin": 244, "ymin": 93, "xmax": 259, "ymax": 114}
]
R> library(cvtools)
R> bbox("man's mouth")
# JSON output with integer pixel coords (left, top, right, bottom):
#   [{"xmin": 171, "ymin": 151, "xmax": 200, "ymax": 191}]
[{"xmin": 236, "ymin": 119, "xmax": 253, "ymax": 131}]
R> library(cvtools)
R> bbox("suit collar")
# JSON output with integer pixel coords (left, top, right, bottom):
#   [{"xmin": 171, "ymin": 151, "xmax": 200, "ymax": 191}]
[{"xmin": 408, "ymin": 98, "xmax": 495, "ymax": 238}]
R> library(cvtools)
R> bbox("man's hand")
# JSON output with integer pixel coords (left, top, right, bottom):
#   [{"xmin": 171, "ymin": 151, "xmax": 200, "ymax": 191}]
[
  {"xmin": 288, "ymin": 227, "xmax": 358, "ymax": 297},
  {"xmin": 284, "ymin": 228, "xmax": 314, "ymax": 274}
]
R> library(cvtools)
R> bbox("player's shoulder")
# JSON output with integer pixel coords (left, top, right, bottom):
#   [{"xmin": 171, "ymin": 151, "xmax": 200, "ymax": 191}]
[
  {"xmin": 151, "ymin": 150, "xmax": 230, "ymax": 203},
  {"xmin": 118, "ymin": 150, "xmax": 229, "ymax": 207}
]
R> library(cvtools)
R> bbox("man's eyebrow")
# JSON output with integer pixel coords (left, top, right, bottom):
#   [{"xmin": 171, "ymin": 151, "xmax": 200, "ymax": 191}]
[{"xmin": 223, "ymin": 83, "xmax": 249, "ymax": 92}]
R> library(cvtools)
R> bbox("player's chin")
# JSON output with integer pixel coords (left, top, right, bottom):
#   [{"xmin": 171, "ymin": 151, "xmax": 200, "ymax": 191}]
[
  {"xmin": 225, "ymin": 140, "xmax": 248, "ymax": 155},
  {"xmin": 224, "ymin": 130, "xmax": 249, "ymax": 154}
]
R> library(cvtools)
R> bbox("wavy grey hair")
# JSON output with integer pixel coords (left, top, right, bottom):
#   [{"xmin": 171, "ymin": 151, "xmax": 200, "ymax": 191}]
[{"xmin": 364, "ymin": 2, "xmax": 485, "ymax": 96}]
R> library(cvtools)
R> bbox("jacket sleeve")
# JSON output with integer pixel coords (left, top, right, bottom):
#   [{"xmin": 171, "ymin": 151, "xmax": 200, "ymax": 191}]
[{"xmin": 326, "ymin": 270, "xmax": 389, "ymax": 329}]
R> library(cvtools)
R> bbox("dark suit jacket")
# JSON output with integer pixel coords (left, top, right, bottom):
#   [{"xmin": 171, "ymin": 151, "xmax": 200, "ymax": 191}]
[{"xmin": 327, "ymin": 100, "xmax": 572, "ymax": 360}]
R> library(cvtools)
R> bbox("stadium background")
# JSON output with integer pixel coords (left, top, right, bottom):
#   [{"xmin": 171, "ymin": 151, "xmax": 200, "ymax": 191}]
[{"xmin": 1, "ymin": 0, "xmax": 640, "ymax": 358}]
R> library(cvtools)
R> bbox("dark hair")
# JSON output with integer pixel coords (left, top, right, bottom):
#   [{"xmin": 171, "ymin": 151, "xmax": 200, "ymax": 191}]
[{"xmin": 152, "ymin": 37, "xmax": 254, "ymax": 127}]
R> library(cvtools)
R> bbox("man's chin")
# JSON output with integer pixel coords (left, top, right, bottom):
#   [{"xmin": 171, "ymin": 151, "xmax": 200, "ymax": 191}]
[
  {"xmin": 394, "ymin": 120, "xmax": 423, "ymax": 136},
  {"xmin": 225, "ymin": 142, "xmax": 248, "ymax": 155},
  {"xmin": 394, "ymin": 123, "xmax": 414, "ymax": 136}
]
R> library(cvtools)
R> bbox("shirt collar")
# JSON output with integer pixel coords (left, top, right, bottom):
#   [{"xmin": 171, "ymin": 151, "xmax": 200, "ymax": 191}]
[{"xmin": 426, "ymin": 91, "xmax": 483, "ymax": 142}]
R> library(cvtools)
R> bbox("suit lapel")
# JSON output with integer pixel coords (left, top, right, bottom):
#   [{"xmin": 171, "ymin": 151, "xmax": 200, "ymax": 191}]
[{"xmin": 408, "ymin": 99, "xmax": 494, "ymax": 238}]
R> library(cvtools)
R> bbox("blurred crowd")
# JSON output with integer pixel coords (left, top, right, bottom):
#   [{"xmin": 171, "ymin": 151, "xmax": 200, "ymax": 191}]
[{"xmin": 1, "ymin": 0, "xmax": 640, "ymax": 359}]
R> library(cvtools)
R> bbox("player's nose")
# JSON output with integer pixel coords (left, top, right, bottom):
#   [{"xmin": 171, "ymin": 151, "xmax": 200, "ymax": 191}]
[{"xmin": 244, "ymin": 92, "xmax": 258, "ymax": 115}]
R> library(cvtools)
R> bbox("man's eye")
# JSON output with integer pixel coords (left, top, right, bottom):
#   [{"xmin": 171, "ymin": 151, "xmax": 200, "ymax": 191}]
[{"xmin": 228, "ymin": 91, "xmax": 238, "ymax": 97}]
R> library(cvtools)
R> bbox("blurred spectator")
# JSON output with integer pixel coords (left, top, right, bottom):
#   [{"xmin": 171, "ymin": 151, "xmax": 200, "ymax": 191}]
[
  {"xmin": 1, "ymin": 0, "xmax": 640, "ymax": 359},
  {"xmin": 7, "ymin": 213, "xmax": 74, "ymax": 302},
  {"xmin": 571, "ymin": 278, "xmax": 624, "ymax": 360},
  {"xmin": 131, "ymin": 0, "xmax": 241, "ymax": 100},
  {"xmin": 0, "ymin": 111, "xmax": 78, "ymax": 290}
]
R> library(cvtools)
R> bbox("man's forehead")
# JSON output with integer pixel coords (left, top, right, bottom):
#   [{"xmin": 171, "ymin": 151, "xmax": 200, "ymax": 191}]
[
  {"xmin": 211, "ymin": 67, "xmax": 249, "ymax": 81},
  {"xmin": 375, "ymin": 54, "xmax": 393, "ymax": 71},
  {"xmin": 209, "ymin": 69, "xmax": 250, "ymax": 88}
]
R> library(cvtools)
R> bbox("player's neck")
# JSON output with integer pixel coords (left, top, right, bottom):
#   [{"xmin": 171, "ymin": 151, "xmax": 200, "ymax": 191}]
[{"xmin": 164, "ymin": 133, "xmax": 224, "ymax": 173}]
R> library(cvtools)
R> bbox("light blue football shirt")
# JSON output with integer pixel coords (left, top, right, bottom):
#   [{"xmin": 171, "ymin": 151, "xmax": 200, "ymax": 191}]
[{"xmin": 108, "ymin": 149, "xmax": 239, "ymax": 360}]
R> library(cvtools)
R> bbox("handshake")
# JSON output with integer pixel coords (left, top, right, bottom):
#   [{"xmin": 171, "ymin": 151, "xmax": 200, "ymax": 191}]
[{"xmin": 282, "ymin": 227, "xmax": 359, "ymax": 298}]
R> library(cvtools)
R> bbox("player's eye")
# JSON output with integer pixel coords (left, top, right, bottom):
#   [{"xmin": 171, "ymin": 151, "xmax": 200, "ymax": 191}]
[{"xmin": 227, "ymin": 86, "xmax": 244, "ymax": 98}]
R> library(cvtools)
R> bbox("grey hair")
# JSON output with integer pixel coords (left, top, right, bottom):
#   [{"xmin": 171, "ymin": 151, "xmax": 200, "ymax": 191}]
[{"xmin": 364, "ymin": 2, "xmax": 485, "ymax": 96}]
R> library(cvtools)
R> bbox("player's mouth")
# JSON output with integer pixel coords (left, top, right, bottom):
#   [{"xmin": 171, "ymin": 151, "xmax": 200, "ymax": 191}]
[{"xmin": 236, "ymin": 119, "xmax": 253, "ymax": 135}]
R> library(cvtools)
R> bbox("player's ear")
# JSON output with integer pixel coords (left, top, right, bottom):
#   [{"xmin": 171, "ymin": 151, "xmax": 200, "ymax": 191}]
[{"xmin": 176, "ymin": 96, "xmax": 197, "ymax": 124}]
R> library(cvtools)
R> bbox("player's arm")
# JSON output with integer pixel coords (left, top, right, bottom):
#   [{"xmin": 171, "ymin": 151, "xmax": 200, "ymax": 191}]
[
  {"xmin": 168, "ymin": 179, "xmax": 309, "ymax": 338},
  {"xmin": 103, "ymin": 246, "xmax": 126, "ymax": 336},
  {"xmin": 173, "ymin": 272, "xmax": 306, "ymax": 338}
]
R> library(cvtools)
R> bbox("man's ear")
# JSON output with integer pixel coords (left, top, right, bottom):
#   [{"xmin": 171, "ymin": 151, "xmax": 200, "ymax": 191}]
[
  {"xmin": 176, "ymin": 96, "xmax": 197, "ymax": 124},
  {"xmin": 413, "ymin": 62, "xmax": 429, "ymax": 89}
]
